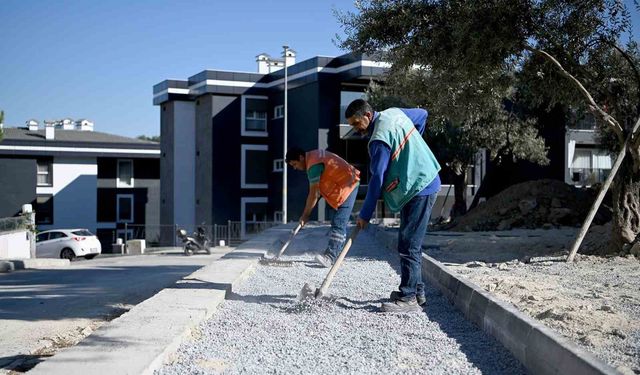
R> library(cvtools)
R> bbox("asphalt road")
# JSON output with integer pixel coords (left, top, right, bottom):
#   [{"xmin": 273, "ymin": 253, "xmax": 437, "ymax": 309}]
[{"xmin": 0, "ymin": 250, "xmax": 228, "ymax": 372}]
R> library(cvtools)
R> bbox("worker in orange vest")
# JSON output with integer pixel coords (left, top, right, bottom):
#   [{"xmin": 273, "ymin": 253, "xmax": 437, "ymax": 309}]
[{"xmin": 285, "ymin": 147, "xmax": 360, "ymax": 267}]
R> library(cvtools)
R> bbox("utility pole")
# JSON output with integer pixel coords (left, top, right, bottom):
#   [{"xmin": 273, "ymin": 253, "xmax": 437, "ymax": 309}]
[{"xmin": 282, "ymin": 45, "xmax": 289, "ymax": 224}]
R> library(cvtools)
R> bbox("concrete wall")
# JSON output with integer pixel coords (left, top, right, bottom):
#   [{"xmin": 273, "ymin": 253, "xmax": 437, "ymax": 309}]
[
  {"xmin": 37, "ymin": 157, "xmax": 97, "ymax": 232},
  {"xmin": 0, "ymin": 230, "xmax": 31, "ymax": 259},
  {"xmin": 160, "ymin": 101, "xmax": 195, "ymax": 245},
  {"xmin": 209, "ymin": 95, "xmax": 244, "ymax": 224},
  {"xmin": 195, "ymin": 96, "xmax": 214, "ymax": 226},
  {"xmin": 173, "ymin": 101, "xmax": 196, "ymax": 229}
]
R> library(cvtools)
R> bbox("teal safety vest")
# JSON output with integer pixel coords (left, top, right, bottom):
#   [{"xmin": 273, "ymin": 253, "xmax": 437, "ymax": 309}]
[{"xmin": 368, "ymin": 108, "xmax": 441, "ymax": 212}]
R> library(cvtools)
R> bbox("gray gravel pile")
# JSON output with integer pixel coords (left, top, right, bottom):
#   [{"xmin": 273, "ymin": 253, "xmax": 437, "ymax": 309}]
[{"xmin": 157, "ymin": 226, "xmax": 525, "ymax": 374}]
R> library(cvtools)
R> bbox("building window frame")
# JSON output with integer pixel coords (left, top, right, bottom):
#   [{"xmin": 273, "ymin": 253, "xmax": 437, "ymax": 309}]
[
  {"xmin": 241, "ymin": 144, "xmax": 268, "ymax": 189},
  {"xmin": 116, "ymin": 194, "xmax": 134, "ymax": 223},
  {"xmin": 241, "ymin": 95, "xmax": 269, "ymax": 137},
  {"xmin": 117, "ymin": 159, "xmax": 134, "ymax": 188},
  {"xmin": 273, "ymin": 158, "xmax": 284, "ymax": 172},
  {"xmin": 273, "ymin": 105, "xmax": 284, "ymax": 119},
  {"xmin": 36, "ymin": 160, "xmax": 53, "ymax": 187}
]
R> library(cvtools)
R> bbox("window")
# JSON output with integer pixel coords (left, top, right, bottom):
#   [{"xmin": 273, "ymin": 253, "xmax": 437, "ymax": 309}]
[
  {"xmin": 273, "ymin": 159, "xmax": 284, "ymax": 172},
  {"xmin": 246, "ymin": 111, "xmax": 267, "ymax": 131},
  {"xmin": 274, "ymin": 211, "xmax": 283, "ymax": 222},
  {"xmin": 117, "ymin": 159, "xmax": 134, "ymax": 188},
  {"xmin": 117, "ymin": 194, "xmax": 134, "ymax": 222},
  {"xmin": 339, "ymin": 90, "xmax": 367, "ymax": 124},
  {"xmin": 273, "ymin": 105, "xmax": 284, "ymax": 119},
  {"xmin": 36, "ymin": 232, "xmax": 49, "ymax": 242},
  {"xmin": 241, "ymin": 96, "xmax": 268, "ymax": 136},
  {"xmin": 49, "ymin": 231, "xmax": 68, "ymax": 240},
  {"xmin": 241, "ymin": 144, "xmax": 269, "ymax": 188},
  {"xmin": 37, "ymin": 160, "xmax": 53, "ymax": 186},
  {"xmin": 35, "ymin": 195, "xmax": 53, "ymax": 224},
  {"xmin": 339, "ymin": 90, "xmax": 368, "ymax": 139}
]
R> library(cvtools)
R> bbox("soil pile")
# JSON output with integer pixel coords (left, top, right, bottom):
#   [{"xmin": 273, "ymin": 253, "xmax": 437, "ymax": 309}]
[{"xmin": 450, "ymin": 179, "xmax": 611, "ymax": 232}]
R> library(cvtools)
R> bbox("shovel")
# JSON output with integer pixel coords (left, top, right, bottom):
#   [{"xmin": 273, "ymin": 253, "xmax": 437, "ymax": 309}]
[
  {"xmin": 299, "ymin": 227, "xmax": 360, "ymax": 300},
  {"xmin": 259, "ymin": 223, "xmax": 303, "ymax": 266}
]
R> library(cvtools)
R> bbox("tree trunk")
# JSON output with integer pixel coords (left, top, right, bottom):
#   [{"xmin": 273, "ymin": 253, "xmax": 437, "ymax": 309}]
[
  {"xmin": 451, "ymin": 164, "xmax": 468, "ymax": 218},
  {"xmin": 611, "ymin": 154, "xmax": 640, "ymax": 253}
]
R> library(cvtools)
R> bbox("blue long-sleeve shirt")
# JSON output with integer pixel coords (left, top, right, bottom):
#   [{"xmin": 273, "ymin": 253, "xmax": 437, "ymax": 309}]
[{"xmin": 359, "ymin": 108, "xmax": 441, "ymax": 221}]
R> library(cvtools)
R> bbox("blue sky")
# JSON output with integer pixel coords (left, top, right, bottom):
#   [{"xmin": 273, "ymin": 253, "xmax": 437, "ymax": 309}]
[
  {"xmin": 0, "ymin": 0, "xmax": 357, "ymax": 137},
  {"xmin": 0, "ymin": 0, "xmax": 638, "ymax": 138}
]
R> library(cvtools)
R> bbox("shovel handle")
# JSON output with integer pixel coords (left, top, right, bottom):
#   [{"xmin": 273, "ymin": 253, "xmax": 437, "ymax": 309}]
[
  {"xmin": 276, "ymin": 223, "xmax": 302, "ymax": 258},
  {"xmin": 316, "ymin": 227, "xmax": 360, "ymax": 297}
]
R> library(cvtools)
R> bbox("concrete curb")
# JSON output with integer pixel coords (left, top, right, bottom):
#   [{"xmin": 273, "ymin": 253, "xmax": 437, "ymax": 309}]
[
  {"xmin": 28, "ymin": 225, "xmax": 288, "ymax": 375},
  {"xmin": 0, "ymin": 258, "xmax": 69, "ymax": 272},
  {"xmin": 375, "ymin": 227, "xmax": 621, "ymax": 375}
]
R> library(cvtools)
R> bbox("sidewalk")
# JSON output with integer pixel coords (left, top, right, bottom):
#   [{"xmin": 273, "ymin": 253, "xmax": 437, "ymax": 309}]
[
  {"xmin": 0, "ymin": 245, "xmax": 250, "ymax": 374},
  {"xmin": 24, "ymin": 226, "xmax": 288, "ymax": 375}
]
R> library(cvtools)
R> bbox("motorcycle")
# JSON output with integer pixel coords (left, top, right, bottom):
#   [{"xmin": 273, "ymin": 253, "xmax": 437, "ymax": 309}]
[{"xmin": 176, "ymin": 225, "xmax": 211, "ymax": 256}]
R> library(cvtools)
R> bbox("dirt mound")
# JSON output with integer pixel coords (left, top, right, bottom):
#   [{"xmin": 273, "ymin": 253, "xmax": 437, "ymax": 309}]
[{"xmin": 450, "ymin": 179, "xmax": 610, "ymax": 232}]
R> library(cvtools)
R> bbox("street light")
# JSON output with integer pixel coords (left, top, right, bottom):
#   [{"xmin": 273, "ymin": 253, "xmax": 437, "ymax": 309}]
[{"xmin": 282, "ymin": 45, "xmax": 289, "ymax": 224}]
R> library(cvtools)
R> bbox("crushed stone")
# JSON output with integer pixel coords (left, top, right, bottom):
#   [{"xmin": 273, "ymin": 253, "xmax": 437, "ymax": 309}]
[{"xmin": 156, "ymin": 227, "xmax": 525, "ymax": 375}]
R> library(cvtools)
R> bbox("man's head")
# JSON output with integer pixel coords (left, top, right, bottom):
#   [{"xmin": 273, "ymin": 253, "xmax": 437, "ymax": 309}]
[
  {"xmin": 345, "ymin": 99, "xmax": 374, "ymax": 135},
  {"xmin": 285, "ymin": 147, "xmax": 306, "ymax": 171}
]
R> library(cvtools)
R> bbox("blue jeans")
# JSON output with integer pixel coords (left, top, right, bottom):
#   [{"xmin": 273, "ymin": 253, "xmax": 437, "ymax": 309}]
[
  {"xmin": 397, "ymin": 192, "xmax": 437, "ymax": 300},
  {"xmin": 325, "ymin": 186, "xmax": 359, "ymax": 261}
]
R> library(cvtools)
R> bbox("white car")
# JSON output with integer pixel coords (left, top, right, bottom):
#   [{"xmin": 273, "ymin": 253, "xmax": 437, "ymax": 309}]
[{"xmin": 36, "ymin": 229, "xmax": 102, "ymax": 260}]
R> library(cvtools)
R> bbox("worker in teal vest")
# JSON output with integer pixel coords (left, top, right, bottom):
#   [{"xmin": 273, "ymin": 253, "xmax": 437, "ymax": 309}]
[{"xmin": 345, "ymin": 99, "xmax": 441, "ymax": 313}]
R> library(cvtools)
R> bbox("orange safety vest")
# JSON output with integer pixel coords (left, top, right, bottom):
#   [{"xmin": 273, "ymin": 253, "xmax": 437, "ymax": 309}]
[{"xmin": 306, "ymin": 149, "xmax": 360, "ymax": 210}]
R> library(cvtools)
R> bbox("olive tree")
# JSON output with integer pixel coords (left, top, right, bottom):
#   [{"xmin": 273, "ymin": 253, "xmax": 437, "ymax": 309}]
[{"xmin": 338, "ymin": 0, "xmax": 640, "ymax": 253}]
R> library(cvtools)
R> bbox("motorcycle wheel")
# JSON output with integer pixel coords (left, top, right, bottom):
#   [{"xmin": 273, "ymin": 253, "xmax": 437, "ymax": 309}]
[{"xmin": 184, "ymin": 244, "xmax": 195, "ymax": 256}]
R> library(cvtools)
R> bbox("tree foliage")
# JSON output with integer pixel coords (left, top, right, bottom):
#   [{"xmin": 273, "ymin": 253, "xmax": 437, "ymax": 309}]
[
  {"xmin": 338, "ymin": 0, "xmax": 637, "ymax": 143},
  {"xmin": 338, "ymin": 0, "xmax": 640, "ymax": 249}
]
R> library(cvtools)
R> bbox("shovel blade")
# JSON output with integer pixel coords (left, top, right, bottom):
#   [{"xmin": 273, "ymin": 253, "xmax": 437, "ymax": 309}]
[{"xmin": 298, "ymin": 282, "xmax": 317, "ymax": 301}]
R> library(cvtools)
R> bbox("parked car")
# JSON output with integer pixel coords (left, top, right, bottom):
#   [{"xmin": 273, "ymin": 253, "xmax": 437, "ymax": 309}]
[{"xmin": 36, "ymin": 229, "xmax": 102, "ymax": 260}]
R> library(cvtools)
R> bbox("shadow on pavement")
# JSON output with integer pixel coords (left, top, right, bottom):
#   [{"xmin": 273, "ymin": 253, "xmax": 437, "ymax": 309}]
[
  {"xmin": 0, "ymin": 353, "xmax": 51, "ymax": 372},
  {"xmin": 0, "ymin": 265, "xmax": 204, "ymax": 322}
]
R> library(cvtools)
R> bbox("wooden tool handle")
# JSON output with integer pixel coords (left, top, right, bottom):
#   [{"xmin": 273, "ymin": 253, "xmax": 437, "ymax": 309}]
[
  {"xmin": 316, "ymin": 227, "xmax": 360, "ymax": 297},
  {"xmin": 276, "ymin": 223, "xmax": 302, "ymax": 258}
]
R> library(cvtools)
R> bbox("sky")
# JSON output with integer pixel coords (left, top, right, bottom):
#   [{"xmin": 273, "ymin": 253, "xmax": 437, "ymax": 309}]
[
  {"xmin": 0, "ymin": 0, "xmax": 357, "ymax": 137},
  {"xmin": 0, "ymin": 0, "xmax": 639, "ymax": 138}
]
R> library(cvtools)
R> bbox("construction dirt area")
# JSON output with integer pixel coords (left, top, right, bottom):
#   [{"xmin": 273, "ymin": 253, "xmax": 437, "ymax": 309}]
[
  {"xmin": 157, "ymin": 226, "xmax": 526, "ymax": 375},
  {"xmin": 423, "ymin": 229, "xmax": 640, "ymax": 374},
  {"xmin": 430, "ymin": 179, "xmax": 640, "ymax": 374}
]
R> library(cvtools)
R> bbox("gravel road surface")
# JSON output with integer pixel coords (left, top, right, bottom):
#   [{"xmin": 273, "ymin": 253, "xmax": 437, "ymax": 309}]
[{"xmin": 157, "ymin": 226, "xmax": 525, "ymax": 374}]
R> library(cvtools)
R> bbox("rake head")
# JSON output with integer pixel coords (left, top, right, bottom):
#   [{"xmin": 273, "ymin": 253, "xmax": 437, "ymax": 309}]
[{"xmin": 258, "ymin": 257, "xmax": 294, "ymax": 267}]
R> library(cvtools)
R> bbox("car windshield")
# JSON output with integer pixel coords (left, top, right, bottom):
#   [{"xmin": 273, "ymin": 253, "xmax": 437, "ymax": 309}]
[{"xmin": 71, "ymin": 230, "xmax": 94, "ymax": 236}]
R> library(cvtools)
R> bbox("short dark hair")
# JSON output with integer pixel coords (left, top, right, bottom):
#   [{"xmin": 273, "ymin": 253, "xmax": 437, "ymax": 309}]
[
  {"xmin": 344, "ymin": 99, "xmax": 373, "ymax": 119},
  {"xmin": 285, "ymin": 147, "xmax": 305, "ymax": 163}
]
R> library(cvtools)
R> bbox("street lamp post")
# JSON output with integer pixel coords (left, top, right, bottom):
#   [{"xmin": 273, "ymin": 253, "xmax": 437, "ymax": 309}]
[{"xmin": 282, "ymin": 45, "xmax": 289, "ymax": 224}]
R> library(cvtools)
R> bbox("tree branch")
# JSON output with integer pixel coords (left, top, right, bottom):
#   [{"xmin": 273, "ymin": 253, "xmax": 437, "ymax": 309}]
[{"xmin": 525, "ymin": 45, "xmax": 626, "ymax": 144}]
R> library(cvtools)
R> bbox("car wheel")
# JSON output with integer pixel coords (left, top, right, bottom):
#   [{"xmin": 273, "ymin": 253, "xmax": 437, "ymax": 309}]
[
  {"xmin": 85, "ymin": 254, "xmax": 98, "ymax": 260},
  {"xmin": 60, "ymin": 248, "xmax": 76, "ymax": 261}
]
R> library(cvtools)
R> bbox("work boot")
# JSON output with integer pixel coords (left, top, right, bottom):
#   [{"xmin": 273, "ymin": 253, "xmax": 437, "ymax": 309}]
[
  {"xmin": 314, "ymin": 253, "xmax": 333, "ymax": 268},
  {"xmin": 390, "ymin": 291, "xmax": 426, "ymax": 306},
  {"xmin": 381, "ymin": 298, "xmax": 422, "ymax": 313}
]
